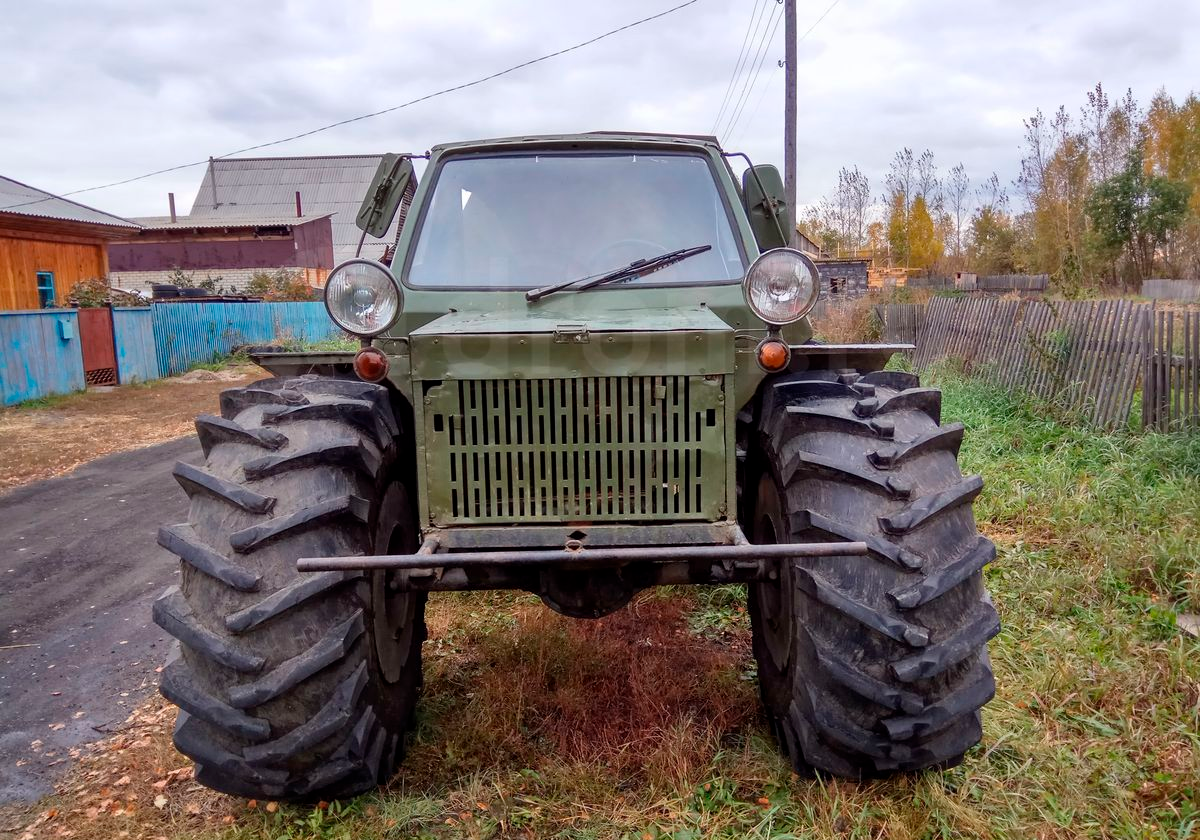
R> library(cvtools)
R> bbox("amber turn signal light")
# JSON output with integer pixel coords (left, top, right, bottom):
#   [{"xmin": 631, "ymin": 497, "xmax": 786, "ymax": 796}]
[
  {"xmin": 353, "ymin": 347, "xmax": 390, "ymax": 382},
  {"xmin": 756, "ymin": 338, "xmax": 791, "ymax": 372}
]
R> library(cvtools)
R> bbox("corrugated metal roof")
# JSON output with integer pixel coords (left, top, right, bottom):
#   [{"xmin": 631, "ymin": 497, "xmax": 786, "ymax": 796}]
[
  {"xmin": 188, "ymin": 156, "xmax": 395, "ymax": 262},
  {"xmin": 132, "ymin": 213, "xmax": 333, "ymax": 231},
  {"xmin": 0, "ymin": 175, "xmax": 140, "ymax": 230}
]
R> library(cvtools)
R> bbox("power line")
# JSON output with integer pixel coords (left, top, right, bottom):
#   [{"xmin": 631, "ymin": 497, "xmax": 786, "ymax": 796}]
[
  {"xmin": 728, "ymin": 0, "xmax": 841, "ymax": 149},
  {"xmin": 710, "ymin": 0, "xmax": 767, "ymax": 135},
  {"xmin": 719, "ymin": 0, "xmax": 783, "ymax": 141},
  {"xmin": 1, "ymin": 0, "xmax": 703, "ymax": 213}
]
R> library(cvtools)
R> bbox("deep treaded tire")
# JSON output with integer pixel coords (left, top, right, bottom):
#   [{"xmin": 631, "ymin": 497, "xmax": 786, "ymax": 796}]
[
  {"xmin": 749, "ymin": 370, "xmax": 998, "ymax": 777},
  {"xmin": 154, "ymin": 375, "xmax": 425, "ymax": 800}
]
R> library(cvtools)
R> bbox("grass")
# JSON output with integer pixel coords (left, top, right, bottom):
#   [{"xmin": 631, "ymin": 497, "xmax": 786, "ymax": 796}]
[{"xmin": 10, "ymin": 371, "xmax": 1200, "ymax": 840}]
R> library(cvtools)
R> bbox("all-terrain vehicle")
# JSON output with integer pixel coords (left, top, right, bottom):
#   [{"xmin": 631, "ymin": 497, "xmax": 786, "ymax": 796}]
[{"xmin": 153, "ymin": 132, "xmax": 998, "ymax": 800}]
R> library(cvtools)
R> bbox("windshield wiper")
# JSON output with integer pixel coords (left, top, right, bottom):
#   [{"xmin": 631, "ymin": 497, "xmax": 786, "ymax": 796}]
[{"xmin": 525, "ymin": 245, "xmax": 712, "ymax": 303}]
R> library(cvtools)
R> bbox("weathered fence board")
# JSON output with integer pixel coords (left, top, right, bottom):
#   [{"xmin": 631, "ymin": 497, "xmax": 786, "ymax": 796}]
[
  {"xmin": 1142, "ymin": 279, "xmax": 1200, "ymax": 302},
  {"xmin": 1146, "ymin": 308, "xmax": 1200, "ymax": 431},
  {"xmin": 0, "ymin": 310, "xmax": 85, "ymax": 406},
  {"xmin": 151, "ymin": 301, "xmax": 338, "ymax": 376},
  {"xmin": 902, "ymin": 297, "xmax": 1150, "ymax": 429},
  {"xmin": 874, "ymin": 304, "xmax": 924, "ymax": 344},
  {"xmin": 977, "ymin": 274, "xmax": 1049, "ymax": 292},
  {"xmin": 112, "ymin": 307, "xmax": 160, "ymax": 383}
]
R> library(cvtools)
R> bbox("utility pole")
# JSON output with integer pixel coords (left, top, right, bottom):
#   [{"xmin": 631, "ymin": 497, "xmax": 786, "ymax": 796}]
[{"xmin": 783, "ymin": 0, "xmax": 798, "ymax": 248}]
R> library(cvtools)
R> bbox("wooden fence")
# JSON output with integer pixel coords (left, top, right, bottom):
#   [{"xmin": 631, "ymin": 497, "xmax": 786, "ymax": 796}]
[
  {"xmin": 1145, "ymin": 308, "xmax": 1200, "ymax": 431},
  {"xmin": 875, "ymin": 303, "xmax": 924, "ymax": 344},
  {"xmin": 0, "ymin": 310, "xmax": 85, "ymax": 405},
  {"xmin": 884, "ymin": 297, "xmax": 1152, "ymax": 429},
  {"xmin": 1142, "ymin": 279, "xmax": 1200, "ymax": 302},
  {"xmin": 977, "ymin": 274, "xmax": 1049, "ymax": 292}
]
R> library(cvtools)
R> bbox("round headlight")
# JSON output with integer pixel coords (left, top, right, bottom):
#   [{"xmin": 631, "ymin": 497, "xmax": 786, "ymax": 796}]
[
  {"xmin": 324, "ymin": 259, "xmax": 401, "ymax": 336},
  {"xmin": 742, "ymin": 248, "xmax": 820, "ymax": 326}
]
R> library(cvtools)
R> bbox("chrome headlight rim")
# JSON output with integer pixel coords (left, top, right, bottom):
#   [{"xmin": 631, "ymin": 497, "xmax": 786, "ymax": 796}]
[
  {"xmin": 741, "ymin": 247, "xmax": 821, "ymax": 327},
  {"xmin": 323, "ymin": 258, "xmax": 403, "ymax": 337}
]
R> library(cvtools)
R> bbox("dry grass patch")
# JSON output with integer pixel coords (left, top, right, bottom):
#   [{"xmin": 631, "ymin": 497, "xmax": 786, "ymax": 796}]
[{"xmin": 0, "ymin": 366, "xmax": 259, "ymax": 491}]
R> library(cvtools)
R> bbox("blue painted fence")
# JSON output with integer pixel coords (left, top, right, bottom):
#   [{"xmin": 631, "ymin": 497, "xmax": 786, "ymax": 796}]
[
  {"xmin": 112, "ymin": 307, "xmax": 161, "ymax": 383},
  {"xmin": 0, "ymin": 310, "xmax": 86, "ymax": 406},
  {"xmin": 152, "ymin": 301, "xmax": 337, "ymax": 376}
]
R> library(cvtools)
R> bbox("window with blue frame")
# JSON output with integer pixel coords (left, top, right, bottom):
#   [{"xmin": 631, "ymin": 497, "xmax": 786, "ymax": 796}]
[{"xmin": 36, "ymin": 272, "xmax": 55, "ymax": 308}]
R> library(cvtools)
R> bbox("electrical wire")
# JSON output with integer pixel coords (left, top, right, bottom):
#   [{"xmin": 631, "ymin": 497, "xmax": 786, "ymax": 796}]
[
  {"xmin": 717, "ymin": 0, "xmax": 782, "ymax": 142},
  {"xmin": 728, "ymin": 0, "xmax": 841, "ymax": 149},
  {"xmin": 1, "ymin": 0, "xmax": 704, "ymax": 212},
  {"xmin": 709, "ymin": 0, "xmax": 767, "ymax": 135}
]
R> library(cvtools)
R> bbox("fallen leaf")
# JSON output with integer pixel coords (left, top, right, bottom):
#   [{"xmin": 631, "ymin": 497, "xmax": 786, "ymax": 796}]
[
  {"xmin": 115, "ymin": 775, "xmax": 131, "ymax": 786},
  {"xmin": 153, "ymin": 795, "xmax": 168, "ymax": 809},
  {"xmin": 184, "ymin": 803, "xmax": 201, "ymax": 816},
  {"xmin": 48, "ymin": 723, "xmax": 65, "ymax": 731},
  {"xmin": 152, "ymin": 779, "xmax": 169, "ymax": 790}
]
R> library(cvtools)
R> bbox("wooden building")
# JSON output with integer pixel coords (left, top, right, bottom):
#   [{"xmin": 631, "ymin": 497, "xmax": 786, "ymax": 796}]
[
  {"xmin": 0, "ymin": 176, "xmax": 139, "ymax": 311},
  {"xmin": 107, "ymin": 213, "xmax": 335, "ymax": 293}
]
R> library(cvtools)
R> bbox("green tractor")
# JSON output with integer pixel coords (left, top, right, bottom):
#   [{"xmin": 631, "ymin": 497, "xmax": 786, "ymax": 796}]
[{"xmin": 154, "ymin": 132, "xmax": 998, "ymax": 800}]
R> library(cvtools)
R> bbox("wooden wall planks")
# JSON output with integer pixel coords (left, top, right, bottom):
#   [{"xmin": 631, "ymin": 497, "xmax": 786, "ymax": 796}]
[{"xmin": 0, "ymin": 233, "xmax": 107, "ymax": 310}]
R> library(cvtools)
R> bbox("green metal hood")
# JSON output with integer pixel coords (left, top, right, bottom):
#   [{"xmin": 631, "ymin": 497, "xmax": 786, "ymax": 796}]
[{"xmin": 409, "ymin": 306, "xmax": 734, "ymax": 380}]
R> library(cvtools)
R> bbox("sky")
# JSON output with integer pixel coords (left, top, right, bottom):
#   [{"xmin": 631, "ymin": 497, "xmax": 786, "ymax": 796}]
[{"xmin": 1, "ymin": 0, "xmax": 1198, "ymax": 221}]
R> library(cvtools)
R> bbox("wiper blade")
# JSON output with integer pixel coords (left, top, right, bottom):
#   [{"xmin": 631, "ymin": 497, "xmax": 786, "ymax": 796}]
[{"xmin": 525, "ymin": 244, "xmax": 712, "ymax": 303}]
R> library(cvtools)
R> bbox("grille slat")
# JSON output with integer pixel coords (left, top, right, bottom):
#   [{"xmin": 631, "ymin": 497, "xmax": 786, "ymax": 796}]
[{"xmin": 424, "ymin": 375, "xmax": 725, "ymax": 524}]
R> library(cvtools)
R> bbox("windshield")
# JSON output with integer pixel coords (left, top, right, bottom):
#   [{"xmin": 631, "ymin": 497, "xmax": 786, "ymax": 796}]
[{"xmin": 405, "ymin": 152, "xmax": 746, "ymax": 289}]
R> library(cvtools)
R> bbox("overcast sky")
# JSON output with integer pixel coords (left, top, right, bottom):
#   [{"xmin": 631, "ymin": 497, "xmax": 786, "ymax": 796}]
[{"xmin": 1, "ymin": 0, "xmax": 1197, "ymax": 220}]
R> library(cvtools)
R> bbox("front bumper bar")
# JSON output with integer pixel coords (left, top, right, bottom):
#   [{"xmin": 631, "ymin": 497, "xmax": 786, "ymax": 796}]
[{"xmin": 298, "ymin": 523, "xmax": 866, "ymax": 582}]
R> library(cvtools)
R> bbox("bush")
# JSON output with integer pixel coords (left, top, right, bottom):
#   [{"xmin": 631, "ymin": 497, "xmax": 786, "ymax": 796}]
[
  {"xmin": 67, "ymin": 277, "xmax": 145, "ymax": 308},
  {"xmin": 245, "ymin": 269, "xmax": 317, "ymax": 302}
]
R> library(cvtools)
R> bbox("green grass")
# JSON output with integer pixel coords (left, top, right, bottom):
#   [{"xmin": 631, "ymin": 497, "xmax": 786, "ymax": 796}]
[
  {"xmin": 8, "ymin": 391, "xmax": 77, "ymax": 410},
  {"xmin": 113, "ymin": 371, "xmax": 1200, "ymax": 838}
]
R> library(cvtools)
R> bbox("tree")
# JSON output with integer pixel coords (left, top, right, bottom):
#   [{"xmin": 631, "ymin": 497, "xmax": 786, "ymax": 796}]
[
  {"xmin": 1086, "ymin": 145, "xmax": 1191, "ymax": 284},
  {"xmin": 968, "ymin": 206, "xmax": 1017, "ymax": 275},
  {"xmin": 947, "ymin": 163, "xmax": 971, "ymax": 258},
  {"xmin": 908, "ymin": 195, "xmax": 943, "ymax": 271},
  {"xmin": 885, "ymin": 148, "xmax": 915, "ymax": 264},
  {"xmin": 886, "ymin": 191, "xmax": 909, "ymax": 267}
]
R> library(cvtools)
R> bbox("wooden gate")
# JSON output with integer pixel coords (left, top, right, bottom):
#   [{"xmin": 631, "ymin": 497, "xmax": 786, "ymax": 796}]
[{"xmin": 78, "ymin": 307, "xmax": 118, "ymax": 386}]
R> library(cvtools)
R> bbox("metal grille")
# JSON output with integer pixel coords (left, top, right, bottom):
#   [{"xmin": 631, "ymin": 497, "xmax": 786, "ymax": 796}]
[
  {"xmin": 85, "ymin": 367, "xmax": 117, "ymax": 386},
  {"xmin": 423, "ymin": 376, "xmax": 726, "ymax": 524}
]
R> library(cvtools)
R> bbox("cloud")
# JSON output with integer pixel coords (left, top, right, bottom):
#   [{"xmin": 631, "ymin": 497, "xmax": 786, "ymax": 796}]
[{"xmin": 1, "ymin": 0, "xmax": 1197, "ymax": 218}]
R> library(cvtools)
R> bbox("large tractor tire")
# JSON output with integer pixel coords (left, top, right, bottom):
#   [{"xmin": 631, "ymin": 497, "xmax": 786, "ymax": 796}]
[
  {"xmin": 153, "ymin": 375, "xmax": 425, "ymax": 800},
  {"xmin": 748, "ymin": 370, "xmax": 998, "ymax": 777}
]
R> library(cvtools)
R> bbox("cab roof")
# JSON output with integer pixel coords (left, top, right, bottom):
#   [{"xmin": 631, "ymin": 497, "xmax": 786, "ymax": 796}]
[{"xmin": 430, "ymin": 131, "xmax": 724, "ymax": 155}]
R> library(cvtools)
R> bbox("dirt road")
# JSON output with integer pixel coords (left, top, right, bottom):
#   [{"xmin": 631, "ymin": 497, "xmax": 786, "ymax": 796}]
[{"xmin": 0, "ymin": 437, "xmax": 200, "ymax": 804}]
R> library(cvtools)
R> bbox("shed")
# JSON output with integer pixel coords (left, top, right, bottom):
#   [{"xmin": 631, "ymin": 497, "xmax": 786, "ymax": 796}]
[
  {"xmin": 815, "ymin": 258, "xmax": 870, "ymax": 296},
  {"xmin": 0, "ymin": 176, "xmax": 139, "ymax": 310},
  {"xmin": 108, "ymin": 214, "xmax": 335, "ymax": 293},
  {"xmin": 187, "ymin": 155, "xmax": 400, "ymax": 264}
]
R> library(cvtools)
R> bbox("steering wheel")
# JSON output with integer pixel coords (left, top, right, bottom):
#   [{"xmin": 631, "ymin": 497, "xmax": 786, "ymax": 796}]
[{"xmin": 584, "ymin": 238, "xmax": 672, "ymax": 276}]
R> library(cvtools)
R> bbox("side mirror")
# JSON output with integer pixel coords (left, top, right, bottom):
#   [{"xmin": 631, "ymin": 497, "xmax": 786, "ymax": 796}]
[
  {"xmin": 741, "ymin": 164, "xmax": 789, "ymax": 251},
  {"xmin": 356, "ymin": 155, "xmax": 416, "ymax": 238}
]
